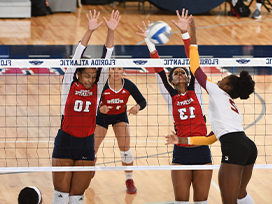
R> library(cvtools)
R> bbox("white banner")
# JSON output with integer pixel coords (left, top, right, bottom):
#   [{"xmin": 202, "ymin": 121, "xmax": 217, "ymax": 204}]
[{"xmin": 0, "ymin": 58, "xmax": 272, "ymax": 68}]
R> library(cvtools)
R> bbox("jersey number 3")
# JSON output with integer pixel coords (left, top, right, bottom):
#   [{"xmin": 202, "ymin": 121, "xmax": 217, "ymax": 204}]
[
  {"xmin": 74, "ymin": 100, "xmax": 91, "ymax": 112},
  {"xmin": 178, "ymin": 107, "xmax": 196, "ymax": 120}
]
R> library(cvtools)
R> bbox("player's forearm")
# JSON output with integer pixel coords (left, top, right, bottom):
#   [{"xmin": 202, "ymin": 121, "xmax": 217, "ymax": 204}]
[
  {"xmin": 105, "ymin": 29, "xmax": 114, "ymax": 48},
  {"xmin": 186, "ymin": 134, "xmax": 217, "ymax": 145},
  {"xmin": 81, "ymin": 30, "xmax": 94, "ymax": 47}
]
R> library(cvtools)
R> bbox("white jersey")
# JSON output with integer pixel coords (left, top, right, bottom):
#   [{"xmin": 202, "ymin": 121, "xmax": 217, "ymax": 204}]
[{"xmin": 206, "ymin": 81, "xmax": 244, "ymax": 139}]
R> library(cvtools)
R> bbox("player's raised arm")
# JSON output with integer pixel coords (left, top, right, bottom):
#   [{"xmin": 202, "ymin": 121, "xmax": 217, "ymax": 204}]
[
  {"xmin": 189, "ymin": 16, "xmax": 211, "ymax": 92},
  {"xmin": 81, "ymin": 10, "xmax": 103, "ymax": 47},
  {"xmin": 172, "ymin": 8, "xmax": 191, "ymax": 57},
  {"xmin": 97, "ymin": 10, "xmax": 121, "ymax": 94}
]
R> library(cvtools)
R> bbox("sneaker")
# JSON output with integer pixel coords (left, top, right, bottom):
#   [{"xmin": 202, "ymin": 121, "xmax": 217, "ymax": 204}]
[
  {"xmin": 126, "ymin": 179, "xmax": 137, "ymax": 194},
  {"xmin": 91, "ymin": 157, "xmax": 97, "ymax": 179},
  {"xmin": 252, "ymin": 9, "xmax": 261, "ymax": 19}
]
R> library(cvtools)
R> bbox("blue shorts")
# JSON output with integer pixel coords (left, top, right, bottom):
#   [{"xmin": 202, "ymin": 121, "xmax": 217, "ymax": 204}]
[
  {"xmin": 172, "ymin": 145, "xmax": 212, "ymax": 165},
  {"xmin": 52, "ymin": 129, "xmax": 95, "ymax": 161},
  {"xmin": 96, "ymin": 110, "xmax": 129, "ymax": 129},
  {"xmin": 220, "ymin": 131, "xmax": 257, "ymax": 166}
]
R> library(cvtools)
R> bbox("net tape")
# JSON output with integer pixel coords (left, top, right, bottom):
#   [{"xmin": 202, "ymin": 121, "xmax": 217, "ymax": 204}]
[
  {"xmin": 0, "ymin": 165, "xmax": 271, "ymax": 173},
  {"xmin": 0, "ymin": 58, "xmax": 272, "ymax": 68}
]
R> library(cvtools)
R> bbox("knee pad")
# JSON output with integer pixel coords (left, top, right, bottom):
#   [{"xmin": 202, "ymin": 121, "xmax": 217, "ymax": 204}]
[
  {"xmin": 237, "ymin": 194, "xmax": 254, "ymax": 204},
  {"xmin": 194, "ymin": 201, "xmax": 208, "ymax": 204},
  {"xmin": 68, "ymin": 194, "xmax": 84, "ymax": 204},
  {"xmin": 174, "ymin": 201, "xmax": 190, "ymax": 204},
  {"xmin": 120, "ymin": 149, "xmax": 134, "ymax": 164},
  {"xmin": 52, "ymin": 190, "xmax": 69, "ymax": 204}
]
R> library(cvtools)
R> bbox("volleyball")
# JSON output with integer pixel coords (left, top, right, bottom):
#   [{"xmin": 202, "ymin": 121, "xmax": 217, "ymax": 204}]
[{"xmin": 147, "ymin": 21, "xmax": 172, "ymax": 45}]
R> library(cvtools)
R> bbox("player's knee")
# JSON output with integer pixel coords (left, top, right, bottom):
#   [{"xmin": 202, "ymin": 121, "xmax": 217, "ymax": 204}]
[
  {"xmin": 120, "ymin": 149, "xmax": 134, "ymax": 164},
  {"xmin": 174, "ymin": 201, "xmax": 190, "ymax": 204},
  {"xmin": 52, "ymin": 190, "xmax": 69, "ymax": 204},
  {"xmin": 68, "ymin": 195, "xmax": 84, "ymax": 204}
]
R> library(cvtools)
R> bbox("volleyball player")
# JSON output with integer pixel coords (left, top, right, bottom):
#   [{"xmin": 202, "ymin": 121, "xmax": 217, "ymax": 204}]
[
  {"xmin": 94, "ymin": 65, "xmax": 146, "ymax": 194},
  {"xmin": 175, "ymin": 16, "xmax": 257, "ymax": 204},
  {"xmin": 18, "ymin": 186, "xmax": 42, "ymax": 204},
  {"xmin": 137, "ymin": 9, "xmax": 212, "ymax": 204},
  {"xmin": 51, "ymin": 10, "xmax": 120, "ymax": 204}
]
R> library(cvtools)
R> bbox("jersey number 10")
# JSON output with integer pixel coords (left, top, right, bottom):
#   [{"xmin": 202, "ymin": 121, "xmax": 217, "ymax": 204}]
[{"xmin": 74, "ymin": 100, "xmax": 92, "ymax": 112}]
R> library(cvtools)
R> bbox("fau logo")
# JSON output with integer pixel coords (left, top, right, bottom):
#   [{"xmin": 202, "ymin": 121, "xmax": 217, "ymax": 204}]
[
  {"xmin": 29, "ymin": 60, "xmax": 44, "ymax": 66},
  {"xmin": 75, "ymin": 90, "xmax": 93, "ymax": 96},
  {"xmin": 107, "ymin": 98, "xmax": 124, "ymax": 104},
  {"xmin": 177, "ymin": 98, "xmax": 194, "ymax": 106},
  {"xmin": 133, "ymin": 60, "xmax": 148, "ymax": 65},
  {"xmin": 236, "ymin": 59, "xmax": 250, "ymax": 64}
]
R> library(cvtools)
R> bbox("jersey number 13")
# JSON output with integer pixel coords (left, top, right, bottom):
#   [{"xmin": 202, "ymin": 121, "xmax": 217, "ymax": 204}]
[{"xmin": 178, "ymin": 107, "xmax": 196, "ymax": 120}]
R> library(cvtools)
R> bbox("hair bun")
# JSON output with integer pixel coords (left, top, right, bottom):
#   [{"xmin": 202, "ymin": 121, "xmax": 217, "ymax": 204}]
[{"xmin": 240, "ymin": 70, "xmax": 249, "ymax": 78}]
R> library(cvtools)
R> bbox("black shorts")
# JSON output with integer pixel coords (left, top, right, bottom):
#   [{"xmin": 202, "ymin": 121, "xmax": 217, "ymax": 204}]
[
  {"xmin": 96, "ymin": 110, "xmax": 129, "ymax": 129},
  {"xmin": 52, "ymin": 129, "xmax": 95, "ymax": 161},
  {"xmin": 220, "ymin": 131, "xmax": 258, "ymax": 166},
  {"xmin": 172, "ymin": 145, "xmax": 212, "ymax": 165}
]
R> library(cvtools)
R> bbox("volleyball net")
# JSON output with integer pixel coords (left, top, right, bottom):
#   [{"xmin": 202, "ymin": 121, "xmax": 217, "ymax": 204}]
[{"xmin": 0, "ymin": 57, "xmax": 271, "ymax": 173}]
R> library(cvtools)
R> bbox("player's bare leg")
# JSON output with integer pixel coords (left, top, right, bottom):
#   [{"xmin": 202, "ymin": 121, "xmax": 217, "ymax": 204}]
[
  {"xmin": 52, "ymin": 158, "xmax": 75, "ymax": 192},
  {"xmin": 171, "ymin": 166, "xmax": 192, "ymax": 201},
  {"xmin": 192, "ymin": 164, "xmax": 212, "ymax": 202},
  {"xmin": 69, "ymin": 160, "xmax": 95, "ymax": 195},
  {"xmin": 219, "ymin": 163, "xmax": 244, "ymax": 204},
  {"xmin": 237, "ymin": 164, "xmax": 254, "ymax": 203},
  {"xmin": 114, "ymin": 122, "xmax": 136, "ymax": 194},
  {"xmin": 94, "ymin": 124, "xmax": 108, "ymax": 154}
]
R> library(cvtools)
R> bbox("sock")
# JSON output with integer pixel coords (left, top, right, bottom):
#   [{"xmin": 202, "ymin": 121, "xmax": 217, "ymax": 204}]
[
  {"xmin": 68, "ymin": 195, "xmax": 84, "ymax": 204},
  {"xmin": 174, "ymin": 201, "xmax": 190, "ymax": 204},
  {"xmin": 256, "ymin": 2, "xmax": 262, "ymax": 11},
  {"xmin": 237, "ymin": 194, "xmax": 254, "ymax": 204},
  {"xmin": 52, "ymin": 190, "xmax": 69, "ymax": 204},
  {"xmin": 194, "ymin": 201, "xmax": 208, "ymax": 204},
  {"xmin": 125, "ymin": 172, "xmax": 133, "ymax": 180}
]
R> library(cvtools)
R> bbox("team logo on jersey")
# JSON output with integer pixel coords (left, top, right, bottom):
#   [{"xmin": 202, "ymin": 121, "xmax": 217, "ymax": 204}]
[
  {"xmin": 122, "ymin": 90, "xmax": 126, "ymax": 93},
  {"xmin": 224, "ymin": 155, "xmax": 229, "ymax": 161},
  {"xmin": 133, "ymin": 60, "xmax": 148, "ymax": 65},
  {"xmin": 177, "ymin": 98, "xmax": 194, "ymax": 106},
  {"xmin": 29, "ymin": 60, "xmax": 44, "ymax": 65},
  {"xmin": 236, "ymin": 59, "xmax": 250, "ymax": 64},
  {"xmin": 75, "ymin": 90, "xmax": 93, "ymax": 96},
  {"xmin": 107, "ymin": 98, "xmax": 124, "ymax": 104},
  {"xmin": 104, "ymin": 92, "xmax": 110, "ymax": 95}
]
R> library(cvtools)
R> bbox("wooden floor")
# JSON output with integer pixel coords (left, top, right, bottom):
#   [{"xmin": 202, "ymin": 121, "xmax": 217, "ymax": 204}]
[{"xmin": 0, "ymin": 2, "xmax": 272, "ymax": 204}]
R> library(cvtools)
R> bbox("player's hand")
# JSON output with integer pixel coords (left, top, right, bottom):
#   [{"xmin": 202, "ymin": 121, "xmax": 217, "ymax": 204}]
[
  {"xmin": 86, "ymin": 10, "xmax": 103, "ymax": 31},
  {"xmin": 165, "ymin": 130, "xmax": 179, "ymax": 145},
  {"xmin": 99, "ymin": 105, "xmax": 110, "ymax": 114},
  {"xmin": 165, "ymin": 130, "xmax": 189, "ymax": 145},
  {"xmin": 104, "ymin": 10, "xmax": 121, "ymax": 31},
  {"xmin": 127, "ymin": 104, "xmax": 140, "ymax": 115},
  {"xmin": 136, "ymin": 21, "xmax": 150, "ymax": 38},
  {"xmin": 172, "ymin": 9, "xmax": 192, "ymax": 34}
]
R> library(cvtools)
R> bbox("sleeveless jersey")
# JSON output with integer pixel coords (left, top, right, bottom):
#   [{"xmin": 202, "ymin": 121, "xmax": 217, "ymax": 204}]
[
  {"xmin": 99, "ymin": 78, "xmax": 146, "ymax": 115},
  {"xmin": 61, "ymin": 43, "xmax": 113, "ymax": 138},
  {"xmin": 151, "ymin": 33, "xmax": 207, "ymax": 146}
]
